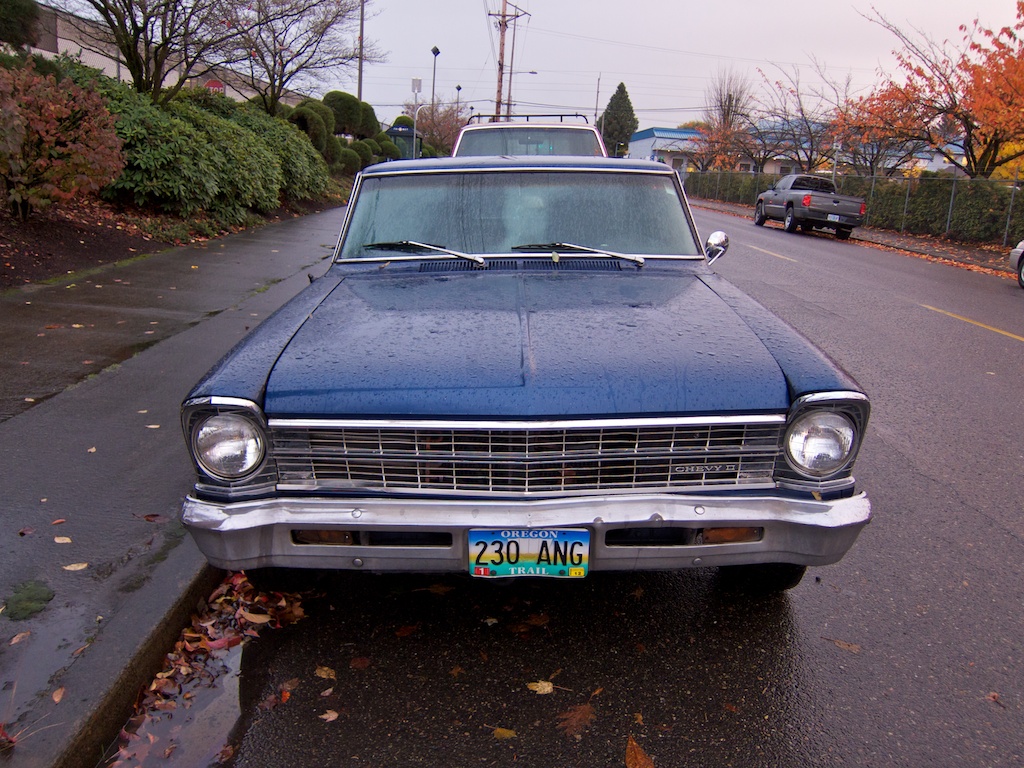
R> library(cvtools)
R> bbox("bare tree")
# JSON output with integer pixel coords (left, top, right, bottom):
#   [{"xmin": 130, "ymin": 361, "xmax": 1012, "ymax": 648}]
[
  {"xmin": 699, "ymin": 68, "xmax": 754, "ymax": 168},
  {"xmin": 234, "ymin": 0, "xmax": 382, "ymax": 116},
  {"xmin": 755, "ymin": 63, "xmax": 837, "ymax": 172},
  {"xmin": 403, "ymin": 96, "xmax": 467, "ymax": 156},
  {"xmin": 60, "ymin": 0, "xmax": 265, "ymax": 103}
]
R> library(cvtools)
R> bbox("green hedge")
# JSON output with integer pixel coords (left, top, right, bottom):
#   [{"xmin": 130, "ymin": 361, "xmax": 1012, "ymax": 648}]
[
  {"xmin": 231, "ymin": 105, "xmax": 329, "ymax": 202},
  {"xmin": 167, "ymin": 101, "xmax": 282, "ymax": 222}
]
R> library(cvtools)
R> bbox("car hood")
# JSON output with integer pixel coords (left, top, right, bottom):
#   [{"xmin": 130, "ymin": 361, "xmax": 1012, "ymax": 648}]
[{"xmin": 261, "ymin": 267, "xmax": 794, "ymax": 418}]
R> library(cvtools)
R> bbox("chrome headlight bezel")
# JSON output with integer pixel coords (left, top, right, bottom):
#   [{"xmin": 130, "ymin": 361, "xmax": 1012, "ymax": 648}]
[
  {"xmin": 183, "ymin": 398, "xmax": 268, "ymax": 483},
  {"xmin": 779, "ymin": 392, "xmax": 869, "ymax": 485}
]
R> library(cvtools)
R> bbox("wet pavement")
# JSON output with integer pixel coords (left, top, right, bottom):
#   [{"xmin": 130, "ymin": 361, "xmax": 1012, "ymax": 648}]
[{"xmin": 0, "ymin": 201, "xmax": 1015, "ymax": 767}]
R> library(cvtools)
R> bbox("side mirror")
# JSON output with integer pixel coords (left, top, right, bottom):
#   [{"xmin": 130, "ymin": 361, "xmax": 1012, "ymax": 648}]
[{"xmin": 704, "ymin": 231, "xmax": 729, "ymax": 265}]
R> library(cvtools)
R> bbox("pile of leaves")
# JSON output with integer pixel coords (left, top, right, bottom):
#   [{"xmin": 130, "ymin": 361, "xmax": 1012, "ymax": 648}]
[{"xmin": 108, "ymin": 572, "xmax": 306, "ymax": 766}]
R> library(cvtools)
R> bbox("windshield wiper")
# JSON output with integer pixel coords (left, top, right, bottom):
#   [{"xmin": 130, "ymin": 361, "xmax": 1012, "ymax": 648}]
[
  {"xmin": 362, "ymin": 240, "xmax": 486, "ymax": 266},
  {"xmin": 510, "ymin": 242, "xmax": 645, "ymax": 266}
]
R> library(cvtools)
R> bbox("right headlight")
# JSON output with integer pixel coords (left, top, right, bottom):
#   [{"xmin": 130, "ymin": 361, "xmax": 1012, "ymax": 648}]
[
  {"xmin": 192, "ymin": 412, "xmax": 266, "ymax": 480},
  {"xmin": 785, "ymin": 410, "xmax": 856, "ymax": 478}
]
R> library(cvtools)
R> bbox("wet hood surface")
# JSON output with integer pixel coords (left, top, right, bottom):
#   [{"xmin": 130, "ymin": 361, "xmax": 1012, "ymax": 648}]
[{"xmin": 261, "ymin": 267, "xmax": 796, "ymax": 418}]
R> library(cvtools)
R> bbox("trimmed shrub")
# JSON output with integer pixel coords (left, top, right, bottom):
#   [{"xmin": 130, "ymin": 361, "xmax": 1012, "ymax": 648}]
[
  {"xmin": 363, "ymin": 138, "xmax": 381, "ymax": 157},
  {"xmin": 323, "ymin": 134, "xmax": 343, "ymax": 168},
  {"xmin": 0, "ymin": 60, "xmax": 123, "ymax": 220},
  {"xmin": 379, "ymin": 140, "xmax": 401, "ymax": 161},
  {"xmin": 392, "ymin": 114, "xmax": 413, "ymax": 129},
  {"xmin": 297, "ymin": 98, "xmax": 335, "ymax": 136},
  {"xmin": 349, "ymin": 139, "xmax": 373, "ymax": 169},
  {"xmin": 357, "ymin": 101, "xmax": 379, "ymax": 139},
  {"xmin": 179, "ymin": 87, "xmax": 238, "ymax": 119},
  {"xmin": 288, "ymin": 106, "xmax": 328, "ymax": 152},
  {"xmin": 323, "ymin": 90, "xmax": 361, "ymax": 135},
  {"xmin": 231, "ymin": 104, "xmax": 329, "ymax": 201},
  {"xmin": 337, "ymin": 147, "xmax": 361, "ymax": 175},
  {"xmin": 167, "ymin": 100, "xmax": 282, "ymax": 221}
]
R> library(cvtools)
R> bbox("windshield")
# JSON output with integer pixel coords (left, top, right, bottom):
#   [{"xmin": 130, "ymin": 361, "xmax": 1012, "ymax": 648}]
[
  {"xmin": 455, "ymin": 127, "xmax": 605, "ymax": 157},
  {"xmin": 338, "ymin": 170, "xmax": 700, "ymax": 259}
]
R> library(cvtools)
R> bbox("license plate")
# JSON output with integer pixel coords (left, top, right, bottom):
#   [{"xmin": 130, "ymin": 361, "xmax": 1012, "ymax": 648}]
[
  {"xmin": 827, "ymin": 213, "xmax": 841, "ymax": 222},
  {"xmin": 468, "ymin": 528, "xmax": 590, "ymax": 578}
]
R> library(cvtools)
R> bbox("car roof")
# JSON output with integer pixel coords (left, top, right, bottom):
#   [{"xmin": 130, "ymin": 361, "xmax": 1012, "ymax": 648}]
[{"xmin": 359, "ymin": 156, "xmax": 675, "ymax": 176}]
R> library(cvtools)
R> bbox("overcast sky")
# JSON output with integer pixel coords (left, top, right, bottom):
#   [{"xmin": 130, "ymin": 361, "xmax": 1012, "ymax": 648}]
[{"xmin": 324, "ymin": 0, "xmax": 1019, "ymax": 130}]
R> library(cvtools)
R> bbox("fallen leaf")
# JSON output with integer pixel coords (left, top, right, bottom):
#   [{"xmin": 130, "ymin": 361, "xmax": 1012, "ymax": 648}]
[
  {"xmin": 280, "ymin": 678, "xmax": 301, "ymax": 692},
  {"xmin": 450, "ymin": 666, "xmax": 465, "ymax": 678},
  {"xmin": 51, "ymin": 518, "xmax": 65, "ymax": 525},
  {"xmin": 63, "ymin": 562, "xmax": 89, "ymax": 571},
  {"xmin": 18, "ymin": 527, "xmax": 35, "ymax": 537},
  {"xmin": 145, "ymin": 424, "xmax": 161, "ymax": 430},
  {"xmin": 10, "ymin": 632, "xmax": 30, "ymax": 645},
  {"xmin": 239, "ymin": 610, "xmax": 272, "ymax": 624},
  {"xmin": 633, "ymin": 713, "xmax": 644, "ymax": 725},
  {"xmin": 823, "ymin": 636, "xmax": 861, "ymax": 654},
  {"xmin": 556, "ymin": 702, "xmax": 596, "ymax": 738},
  {"xmin": 52, "ymin": 687, "xmax": 65, "ymax": 704},
  {"xmin": 528, "ymin": 680, "xmax": 555, "ymax": 695},
  {"xmin": 723, "ymin": 702, "xmax": 740, "ymax": 713},
  {"xmin": 320, "ymin": 687, "xmax": 334, "ymax": 697},
  {"xmin": 319, "ymin": 710, "xmax": 339, "ymax": 722},
  {"xmin": 54, "ymin": 536, "xmax": 72, "ymax": 544},
  {"xmin": 625, "ymin": 735, "xmax": 655, "ymax": 768},
  {"xmin": 350, "ymin": 657, "xmax": 371, "ymax": 670},
  {"xmin": 483, "ymin": 617, "xmax": 499, "ymax": 626},
  {"xmin": 87, "ymin": 447, "xmax": 96, "ymax": 453},
  {"xmin": 492, "ymin": 727, "xmax": 517, "ymax": 740},
  {"xmin": 986, "ymin": 692, "xmax": 1007, "ymax": 708},
  {"xmin": 316, "ymin": 665, "xmax": 337, "ymax": 680},
  {"xmin": 395, "ymin": 624, "xmax": 419, "ymax": 637}
]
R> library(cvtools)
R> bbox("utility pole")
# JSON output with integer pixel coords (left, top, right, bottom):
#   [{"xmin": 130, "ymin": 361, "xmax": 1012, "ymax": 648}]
[
  {"xmin": 357, "ymin": 0, "xmax": 365, "ymax": 100},
  {"xmin": 490, "ymin": 0, "xmax": 508, "ymax": 120},
  {"xmin": 504, "ymin": 4, "xmax": 530, "ymax": 119}
]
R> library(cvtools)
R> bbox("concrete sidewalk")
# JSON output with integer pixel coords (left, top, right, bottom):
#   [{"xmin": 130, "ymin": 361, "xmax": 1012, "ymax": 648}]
[{"xmin": 0, "ymin": 207, "xmax": 346, "ymax": 768}]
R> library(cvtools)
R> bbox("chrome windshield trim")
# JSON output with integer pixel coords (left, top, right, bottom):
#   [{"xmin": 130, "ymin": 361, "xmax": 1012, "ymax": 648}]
[{"xmin": 267, "ymin": 414, "xmax": 786, "ymax": 430}]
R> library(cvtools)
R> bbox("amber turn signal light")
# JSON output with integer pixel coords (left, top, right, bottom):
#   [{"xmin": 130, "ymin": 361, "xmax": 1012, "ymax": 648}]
[{"xmin": 701, "ymin": 527, "xmax": 762, "ymax": 544}]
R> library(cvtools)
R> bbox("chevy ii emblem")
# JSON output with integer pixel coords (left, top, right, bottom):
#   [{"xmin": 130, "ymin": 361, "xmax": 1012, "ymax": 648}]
[{"xmin": 674, "ymin": 463, "xmax": 737, "ymax": 474}]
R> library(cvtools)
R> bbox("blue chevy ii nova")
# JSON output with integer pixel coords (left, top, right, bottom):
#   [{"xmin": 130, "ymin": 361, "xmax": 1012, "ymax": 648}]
[{"xmin": 180, "ymin": 156, "xmax": 871, "ymax": 593}]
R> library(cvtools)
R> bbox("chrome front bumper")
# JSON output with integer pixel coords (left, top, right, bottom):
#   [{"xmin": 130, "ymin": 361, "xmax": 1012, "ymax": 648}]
[{"xmin": 182, "ymin": 491, "xmax": 871, "ymax": 573}]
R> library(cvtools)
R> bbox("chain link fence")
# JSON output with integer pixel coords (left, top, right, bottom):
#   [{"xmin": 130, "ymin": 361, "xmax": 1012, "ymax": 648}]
[{"xmin": 682, "ymin": 170, "xmax": 1024, "ymax": 247}]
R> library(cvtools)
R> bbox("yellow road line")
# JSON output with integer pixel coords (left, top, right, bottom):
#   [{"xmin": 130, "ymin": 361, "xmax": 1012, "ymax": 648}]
[
  {"xmin": 920, "ymin": 304, "xmax": 1024, "ymax": 343},
  {"xmin": 749, "ymin": 245, "xmax": 798, "ymax": 262}
]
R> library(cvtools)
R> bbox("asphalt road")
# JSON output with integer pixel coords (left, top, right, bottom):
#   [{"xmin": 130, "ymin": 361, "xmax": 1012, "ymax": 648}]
[{"xmin": 159, "ymin": 210, "xmax": 1023, "ymax": 766}]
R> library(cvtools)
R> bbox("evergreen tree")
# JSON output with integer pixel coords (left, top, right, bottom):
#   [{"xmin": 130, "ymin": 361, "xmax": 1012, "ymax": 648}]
[
  {"xmin": 598, "ymin": 82, "xmax": 639, "ymax": 157},
  {"xmin": 0, "ymin": 0, "xmax": 39, "ymax": 51}
]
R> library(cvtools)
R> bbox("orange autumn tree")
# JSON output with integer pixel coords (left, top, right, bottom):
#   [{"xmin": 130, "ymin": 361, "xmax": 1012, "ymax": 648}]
[
  {"xmin": 833, "ymin": 83, "xmax": 927, "ymax": 177},
  {"xmin": 866, "ymin": 2, "xmax": 1024, "ymax": 178}
]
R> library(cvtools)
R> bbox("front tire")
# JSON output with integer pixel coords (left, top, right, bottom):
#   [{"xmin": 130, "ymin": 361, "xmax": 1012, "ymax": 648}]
[
  {"xmin": 753, "ymin": 201, "xmax": 767, "ymax": 226},
  {"xmin": 783, "ymin": 206, "xmax": 799, "ymax": 233},
  {"xmin": 716, "ymin": 563, "xmax": 807, "ymax": 594}
]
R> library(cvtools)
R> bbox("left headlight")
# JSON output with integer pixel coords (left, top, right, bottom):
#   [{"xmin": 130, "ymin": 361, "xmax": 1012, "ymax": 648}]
[
  {"xmin": 784, "ymin": 410, "xmax": 856, "ymax": 478},
  {"xmin": 192, "ymin": 413, "xmax": 266, "ymax": 480}
]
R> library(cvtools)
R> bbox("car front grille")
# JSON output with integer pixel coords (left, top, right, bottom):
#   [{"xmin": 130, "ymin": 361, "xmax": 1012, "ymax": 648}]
[{"xmin": 269, "ymin": 417, "xmax": 785, "ymax": 497}]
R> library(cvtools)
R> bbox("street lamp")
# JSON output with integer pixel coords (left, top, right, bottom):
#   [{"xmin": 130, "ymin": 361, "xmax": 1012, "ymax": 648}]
[
  {"xmin": 430, "ymin": 46, "xmax": 440, "ymax": 113},
  {"xmin": 455, "ymin": 84, "xmax": 462, "ymax": 115}
]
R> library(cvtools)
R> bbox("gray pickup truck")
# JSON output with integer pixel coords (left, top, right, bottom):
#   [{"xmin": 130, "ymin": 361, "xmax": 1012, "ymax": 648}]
[{"xmin": 754, "ymin": 174, "xmax": 865, "ymax": 240}]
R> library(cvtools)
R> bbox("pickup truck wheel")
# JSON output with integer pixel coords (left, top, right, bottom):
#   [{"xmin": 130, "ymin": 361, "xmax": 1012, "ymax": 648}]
[
  {"xmin": 835, "ymin": 228, "xmax": 852, "ymax": 240},
  {"xmin": 753, "ymin": 201, "xmax": 767, "ymax": 226},
  {"xmin": 783, "ymin": 206, "xmax": 799, "ymax": 233},
  {"xmin": 1017, "ymin": 258, "xmax": 1024, "ymax": 288},
  {"xmin": 716, "ymin": 563, "xmax": 807, "ymax": 594}
]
